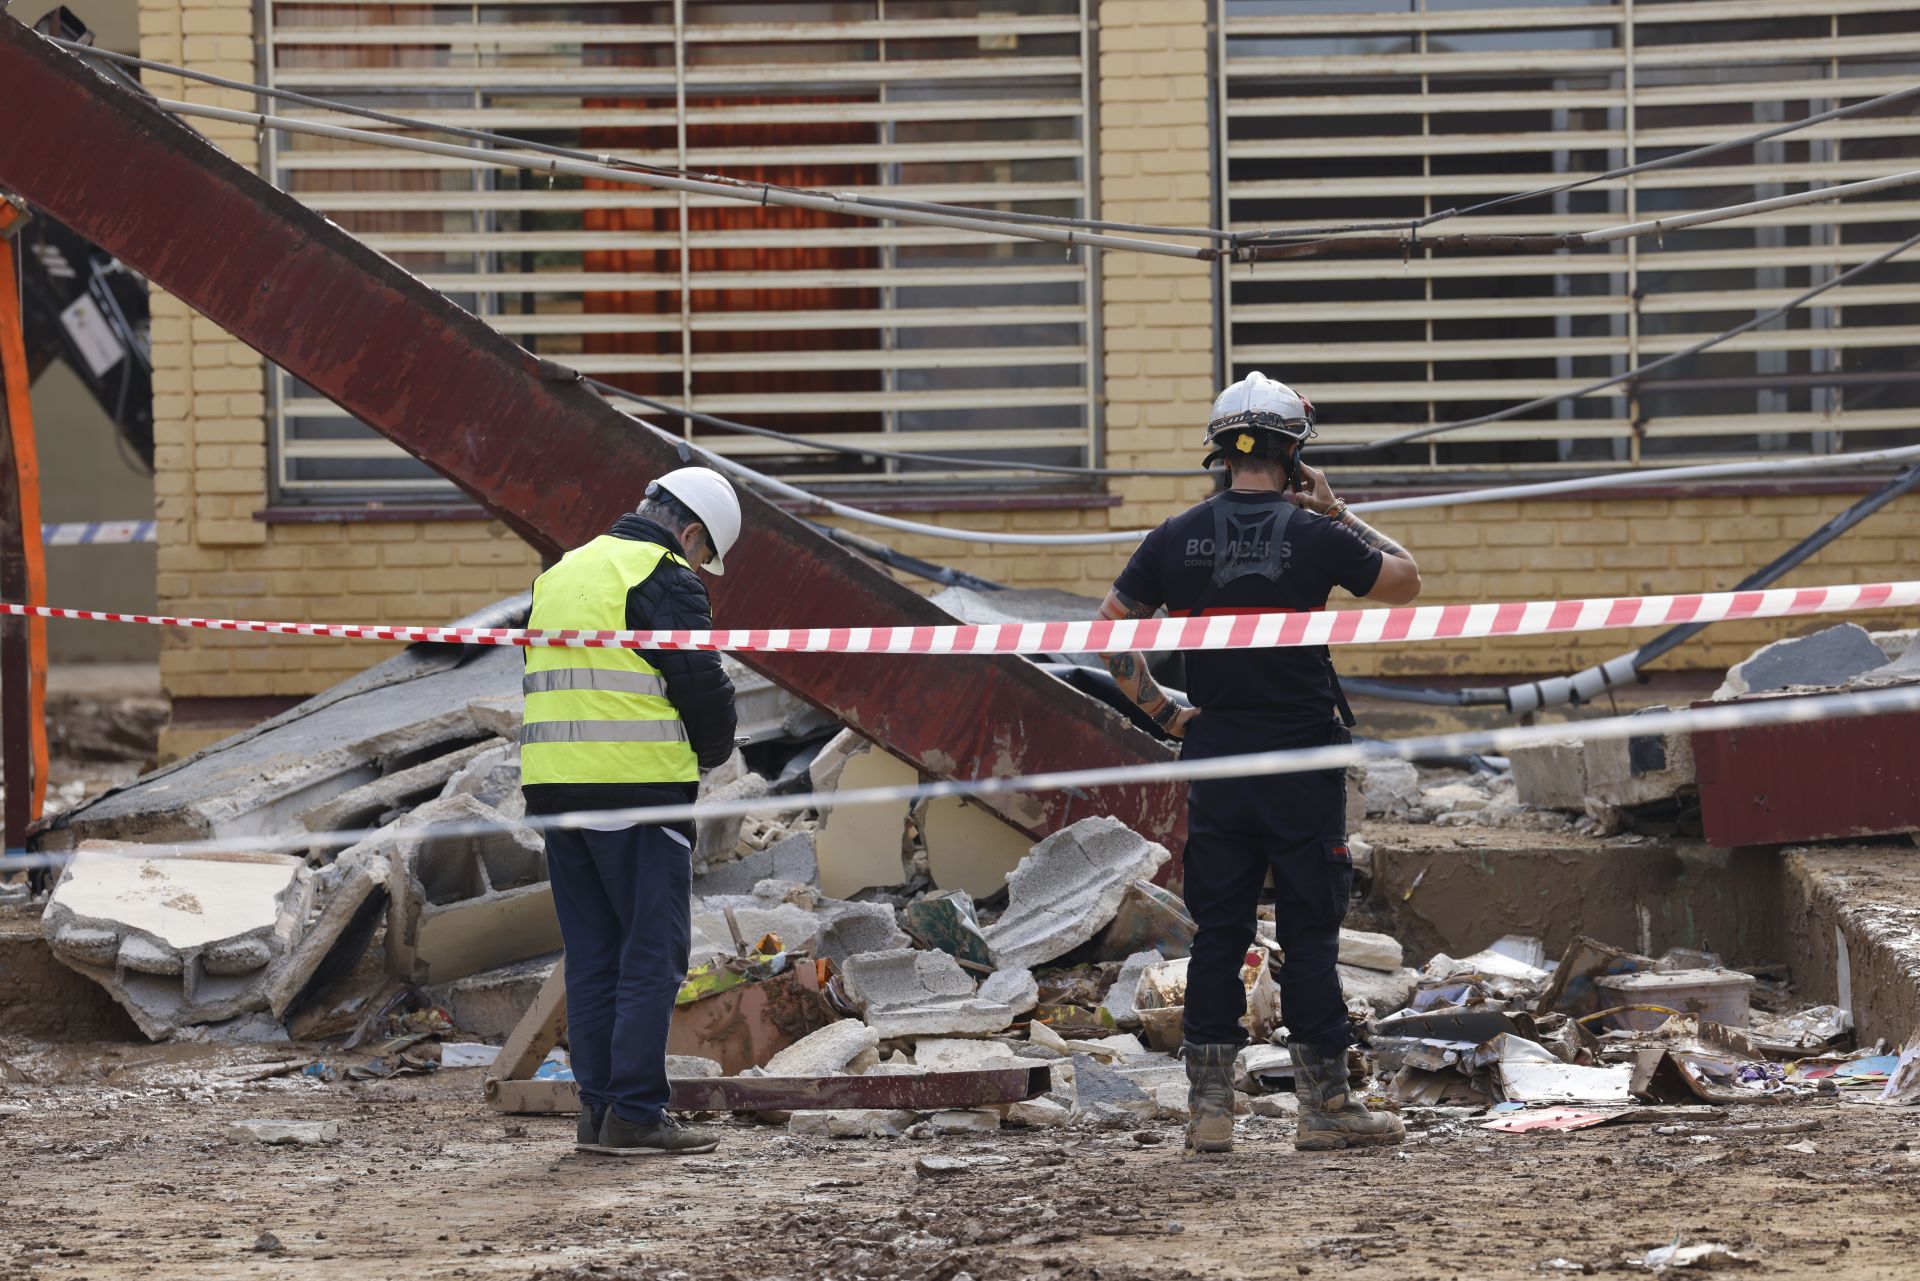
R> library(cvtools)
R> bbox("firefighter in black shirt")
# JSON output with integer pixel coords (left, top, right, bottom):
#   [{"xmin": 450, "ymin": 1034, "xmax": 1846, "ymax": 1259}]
[{"xmin": 1098, "ymin": 372, "xmax": 1422, "ymax": 1154}]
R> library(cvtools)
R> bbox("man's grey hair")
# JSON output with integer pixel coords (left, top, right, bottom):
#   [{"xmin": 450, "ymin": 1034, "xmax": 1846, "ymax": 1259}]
[{"xmin": 635, "ymin": 484, "xmax": 699, "ymax": 533}]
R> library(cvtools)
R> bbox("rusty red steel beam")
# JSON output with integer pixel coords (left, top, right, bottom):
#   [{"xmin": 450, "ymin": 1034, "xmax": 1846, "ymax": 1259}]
[
  {"xmin": 485, "ymin": 1066, "xmax": 1051, "ymax": 1115},
  {"xmin": 0, "ymin": 21, "xmax": 1185, "ymax": 851}
]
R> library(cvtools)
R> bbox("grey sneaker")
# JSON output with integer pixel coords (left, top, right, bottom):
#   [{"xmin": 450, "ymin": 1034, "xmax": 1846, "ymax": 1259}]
[
  {"xmin": 575, "ymin": 1104, "xmax": 606, "ymax": 1151},
  {"xmin": 586, "ymin": 1110, "xmax": 719, "ymax": 1158}
]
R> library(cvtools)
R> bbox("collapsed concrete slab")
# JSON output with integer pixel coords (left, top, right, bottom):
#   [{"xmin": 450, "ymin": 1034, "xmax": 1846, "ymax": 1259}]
[
  {"xmin": 298, "ymin": 738, "xmax": 507, "ymax": 836},
  {"xmin": 43, "ymin": 842, "xmax": 383, "ymax": 1039},
  {"xmin": 374, "ymin": 793, "xmax": 561, "ymax": 986},
  {"xmin": 982, "ymin": 817, "xmax": 1170, "ymax": 971},
  {"xmin": 841, "ymin": 948, "xmax": 1014, "ymax": 1038},
  {"xmin": 1715, "ymin": 623, "xmax": 1889, "ymax": 699},
  {"xmin": 38, "ymin": 639, "xmax": 521, "ymax": 851},
  {"xmin": 439, "ymin": 741, "xmax": 525, "ymax": 819}
]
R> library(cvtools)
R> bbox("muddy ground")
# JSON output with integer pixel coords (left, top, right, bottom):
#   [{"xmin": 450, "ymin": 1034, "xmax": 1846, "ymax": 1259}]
[{"xmin": 3, "ymin": 1044, "xmax": 1917, "ymax": 1281}]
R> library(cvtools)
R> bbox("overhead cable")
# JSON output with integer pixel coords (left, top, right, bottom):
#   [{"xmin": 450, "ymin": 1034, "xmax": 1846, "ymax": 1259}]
[
  {"xmin": 1241, "ymin": 169, "xmax": 1920, "ymax": 261},
  {"xmin": 1315, "ymin": 228, "xmax": 1920, "ymax": 455},
  {"xmin": 158, "ymin": 98, "xmax": 1217, "ymax": 260},
  {"xmin": 585, "ymin": 380, "xmax": 1198, "ymax": 480},
  {"xmin": 1237, "ymin": 83, "xmax": 1920, "ymax": 243},
  {"xmin": 52, "ymin": 39, "xmax": 1237, "ymax": 245}
]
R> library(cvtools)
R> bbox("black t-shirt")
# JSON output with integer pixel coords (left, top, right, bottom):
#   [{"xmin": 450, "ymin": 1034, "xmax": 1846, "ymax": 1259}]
[{"xmin": 1112, "ymin": 490, "xmax": 1383, "ymax": 723}]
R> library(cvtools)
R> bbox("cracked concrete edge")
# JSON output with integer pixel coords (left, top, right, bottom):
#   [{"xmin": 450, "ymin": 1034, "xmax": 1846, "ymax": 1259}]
[{"xmin": 1783, "ymin": 846, "xmax": 1920, "ymax": 1044}]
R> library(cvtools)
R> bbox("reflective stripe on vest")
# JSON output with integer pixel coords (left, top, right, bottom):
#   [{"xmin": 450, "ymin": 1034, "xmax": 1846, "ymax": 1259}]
[{"xmin": 520, "ymin": 534, "xmax": 700, "ymax": 786}]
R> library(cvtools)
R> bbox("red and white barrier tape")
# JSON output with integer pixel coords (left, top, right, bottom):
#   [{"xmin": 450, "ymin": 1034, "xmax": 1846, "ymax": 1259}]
[{"xmin": 2, "ymin": 579, "xmax": 1914, "ymax": 654}]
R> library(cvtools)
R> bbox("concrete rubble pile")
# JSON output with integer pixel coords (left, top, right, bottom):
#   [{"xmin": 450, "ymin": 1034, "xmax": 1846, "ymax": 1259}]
[{"xmin": 27, "ymin": 603, "xmax": 844, "ymax": 1044}]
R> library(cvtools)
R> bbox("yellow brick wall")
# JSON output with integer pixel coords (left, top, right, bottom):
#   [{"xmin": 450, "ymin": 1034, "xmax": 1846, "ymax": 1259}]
[{"xmin": 139, "ymin": 0, "xmax": 1916, "ymax": 757}]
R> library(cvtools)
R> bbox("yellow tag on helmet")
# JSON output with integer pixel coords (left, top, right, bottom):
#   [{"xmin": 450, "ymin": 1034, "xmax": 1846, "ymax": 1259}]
[{"xmin": 1236, "ymin": 433, "xmax": 1255, "ymax": 453}]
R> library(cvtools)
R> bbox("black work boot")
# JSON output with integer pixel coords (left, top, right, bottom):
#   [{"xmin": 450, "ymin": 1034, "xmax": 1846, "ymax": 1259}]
[
  {"xmin": 1290, "ymin": 1040, "xmax": 1404, "ymax": 1152},
  {"xmin": 575, "ymin": 1103, "xmax": 606, "ymax": 1151},
  {"xmin": 587, "ymin": 1110, "xmax": 719, "ymax": 1158},
  {"xmin": 1182, "ymin": 1042, "xmax": 1239, "ymax": 1154}
]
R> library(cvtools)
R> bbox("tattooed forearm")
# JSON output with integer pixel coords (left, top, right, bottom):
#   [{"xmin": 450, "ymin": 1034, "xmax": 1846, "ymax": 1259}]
[
  {"xmin": 1337, "ymin": 512, "xmax": 1411, "ymax": 561},
  {"xmin": 1097, "ymin": 591, "xmax": 1176, "ymax": 726}
]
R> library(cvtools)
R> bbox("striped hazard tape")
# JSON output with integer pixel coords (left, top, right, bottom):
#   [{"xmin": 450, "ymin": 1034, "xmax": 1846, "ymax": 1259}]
[
  {"xmin": 41, "ymin": 520, "xmax": 157, "ymax": 546},
  {"xmin": 1, "ymin": 578, "xmax": 1914, "ymax": 653}
]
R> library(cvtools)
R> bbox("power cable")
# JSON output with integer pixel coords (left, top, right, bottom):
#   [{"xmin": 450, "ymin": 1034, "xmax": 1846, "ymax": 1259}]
[
  {"xmin": 584, "ymin": 379, "xmax": 1197, "ymax": 480},
  {"xmin": 1314, "ymin": 228, "xmax": 1920, "ymax": 455}
]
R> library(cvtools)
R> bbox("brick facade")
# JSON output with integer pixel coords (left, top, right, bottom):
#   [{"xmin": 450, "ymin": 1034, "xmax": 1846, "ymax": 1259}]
[{"xmin": 139, "ymin": 0, "xmax": 1915, "ymax": 757}]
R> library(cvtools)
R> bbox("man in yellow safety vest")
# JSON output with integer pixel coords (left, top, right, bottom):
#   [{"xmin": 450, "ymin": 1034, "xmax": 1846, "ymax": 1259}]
[{"xmin": 520, "ymin": 466, "xmax": 742, "ymax": 1157}]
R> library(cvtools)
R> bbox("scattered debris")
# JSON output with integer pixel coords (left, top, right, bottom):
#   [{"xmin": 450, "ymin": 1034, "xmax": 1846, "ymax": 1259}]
[
  {"xmin": 762, "ymin": 1019, "xmax": 880, "ymax": 1078},
  {"xmin": 226, "ymin": 1119, "xmax": 340, "ymax": 1146}
]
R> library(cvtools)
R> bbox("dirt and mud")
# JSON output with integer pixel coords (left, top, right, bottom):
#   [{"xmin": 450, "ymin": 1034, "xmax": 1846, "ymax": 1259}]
[{"xmin": 3, "ymin": 1044, "xmax": 1917, "ymax": 1281}]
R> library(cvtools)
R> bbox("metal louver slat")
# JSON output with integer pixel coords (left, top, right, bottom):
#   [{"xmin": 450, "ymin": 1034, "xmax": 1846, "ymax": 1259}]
[
  {"xmin": 1220, "ymin": 0, "xmax": 1920, "ymax": 475},
  {"xmin": 264, "ymin": 0, "xmax": 1098, "ymax": 497}
]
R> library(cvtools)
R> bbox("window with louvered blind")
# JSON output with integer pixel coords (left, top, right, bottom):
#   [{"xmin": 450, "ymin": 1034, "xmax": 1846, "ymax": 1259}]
[
  {"xmin": 261, "ymin": 1, "xmax": 1097, "ymax": 497},
  {"xmin": 1219, "ymin": 0, "xmax": 1920, "ymax": 476}
]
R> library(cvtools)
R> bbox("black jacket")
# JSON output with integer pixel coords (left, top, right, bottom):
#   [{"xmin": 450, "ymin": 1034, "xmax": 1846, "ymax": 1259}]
[{"xmin": 522, "ymin": 515, "xmax": 737, "ymax": 832}]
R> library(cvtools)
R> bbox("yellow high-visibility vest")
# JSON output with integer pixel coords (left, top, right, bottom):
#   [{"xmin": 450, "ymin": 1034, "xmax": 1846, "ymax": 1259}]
[{"xmin": 520, "ymin": 535, "xmax": 698, "ymax": 786}]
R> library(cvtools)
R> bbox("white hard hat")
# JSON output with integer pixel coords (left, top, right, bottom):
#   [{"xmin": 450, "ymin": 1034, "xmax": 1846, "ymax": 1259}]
[
  {"xmin": 1202, "ymin": 370, "xmax": 1316, "ymax": 467},
  {"xmin": 651, "ymin": 466, "xmax": 741, "ymax": 576}
]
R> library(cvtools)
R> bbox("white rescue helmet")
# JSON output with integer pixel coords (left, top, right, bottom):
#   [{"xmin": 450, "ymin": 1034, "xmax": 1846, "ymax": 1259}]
[
  {"xmin": 1201, "ymin": 370, "xmax": 1316, "ymax": 468},
  {"xmin": 650, "ymin": 466, "xmax": 741, "ymax": 576}
]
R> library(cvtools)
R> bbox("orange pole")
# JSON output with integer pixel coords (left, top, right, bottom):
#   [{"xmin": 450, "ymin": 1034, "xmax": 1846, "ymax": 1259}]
[{"xmin": 0, "ymin": 203, "xmax": 48, "ymax": 830}]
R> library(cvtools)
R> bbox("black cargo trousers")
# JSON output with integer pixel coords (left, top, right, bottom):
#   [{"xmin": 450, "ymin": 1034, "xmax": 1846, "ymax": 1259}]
[{"xmin": 1177, "ymin": 710, "xmax": 1355, "ymax": 1053}]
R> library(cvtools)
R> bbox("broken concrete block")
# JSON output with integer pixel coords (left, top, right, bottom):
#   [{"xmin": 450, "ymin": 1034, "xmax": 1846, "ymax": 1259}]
[
  {"xmin": 1094, "ymin": 879, "xmax": 1196, "ymax": 962},
  {"xmin": 378, "ymin": 793, "xmax": 561, "ymax": 986},
  {"xmin": 904, "ymin": 890, "xmax": 993, "ymax": 969},
  {"xmin": 909, "ymin": 1039, "xmax": 1021, "ymax": 1073},
  {"xmin": 788, "ymin": 1109, "xmax": 918, "ymax": 1139},
  {"xmin": 694, "ymin": 768, "xmax": 771, "ymax": 871},
  {"xmin": 978, "ymin": 966, "xmax": 1039, "ymax": 1017},
  {"xmin": 427, "ymin": 953, "xmax": 558, "ymax": 1040},
  {"xmin": 1418, "ymin": 781, "xmax": 1488, "ymax": 819},
  {"xmin": 1359, "ymin": 759, "xmax": 1421, "ymax": 817},
  {"xmin": 982, "ymin": 817, "xmax": 1171, "ymax": 971},
  {"xmin": 762, "ymin": 1020, "xmax": 881, "ymax": 1078},
  {"xmin": 1337, "ymin": 928, "xmax": 1405, "ymax": 973},
  {"xmin": 1069, "ymin": 1051, "xmax": 1156, "ymax": 1121},
  {"xmin": 841, "ymin": 948, "xmax": 1014, "ymax": 1038},
  {"xmin": 1339, "ymin": 963, "xmax": 1419, "ymax": 1016},
  {"xmin": 1152, "ymin": 1082, "xmax": 1191, "ymax": 1121},
  {"xmin": 691, "ymin": 831, "xmax": 818, "ymax": 898},
  {"xmin": 688, "ymin": 884, "xmax": 908, "ymax": 967},
  {"xmin": 227, "ymin": 1119, "xmax": 339, "ymax": 1146},
  {"xmin": 1510, "ymin": 708, "xmax": 1695, "ymax": 811},
  {"xmin": 300, "ymin": 737, "xmax": 507, "ymax": 834},
  {"xmin": 815, "ymin": 902, "xmax": 913, "ymax": 969},
  {"xmin": 810, "ymin": 734, "xmax": 918, "ymax": 898},
  {"xmin": 666, "ymin": 1055, "xmax": 723, "ymax": 1079},
  {"xmin": 439, "ymin": 741, "xmax": 524, "ymax": 819},
  {"xmin": 1716, "ymin": 622, "xmax": 1889, "ymax": 699},
  {"xmin": 1005, "ymin": 1097, "xmax": 1070, "ymax": 1128},
  {"xmin": 1101, "ymin": 949, "xmax": 1162, "ymax": 1029},
  {"xmin": 920, "ymin": 795, "xmax": 1033, "ymax": 899},
  {"xmin": 930, "ymin": 1109, "xmax": 1001, "ymax": 1135},
  {"xmin": 42, "ymin": 844, "xmax": 329, "ymax": 1040},
  {"xmin": 1249, "ymin": 1093, "xmax": 1299, "ymax": 1119}
]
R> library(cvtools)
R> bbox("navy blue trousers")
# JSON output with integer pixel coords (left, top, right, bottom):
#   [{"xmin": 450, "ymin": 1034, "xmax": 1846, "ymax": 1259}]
[
  {"xmin": 544, "ymin": 823, "xmax": 692, "ymax": 1125},
  {"xmin": 1178, "ymin": 713, "xmax": 1355, "ymax": 1054}
]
